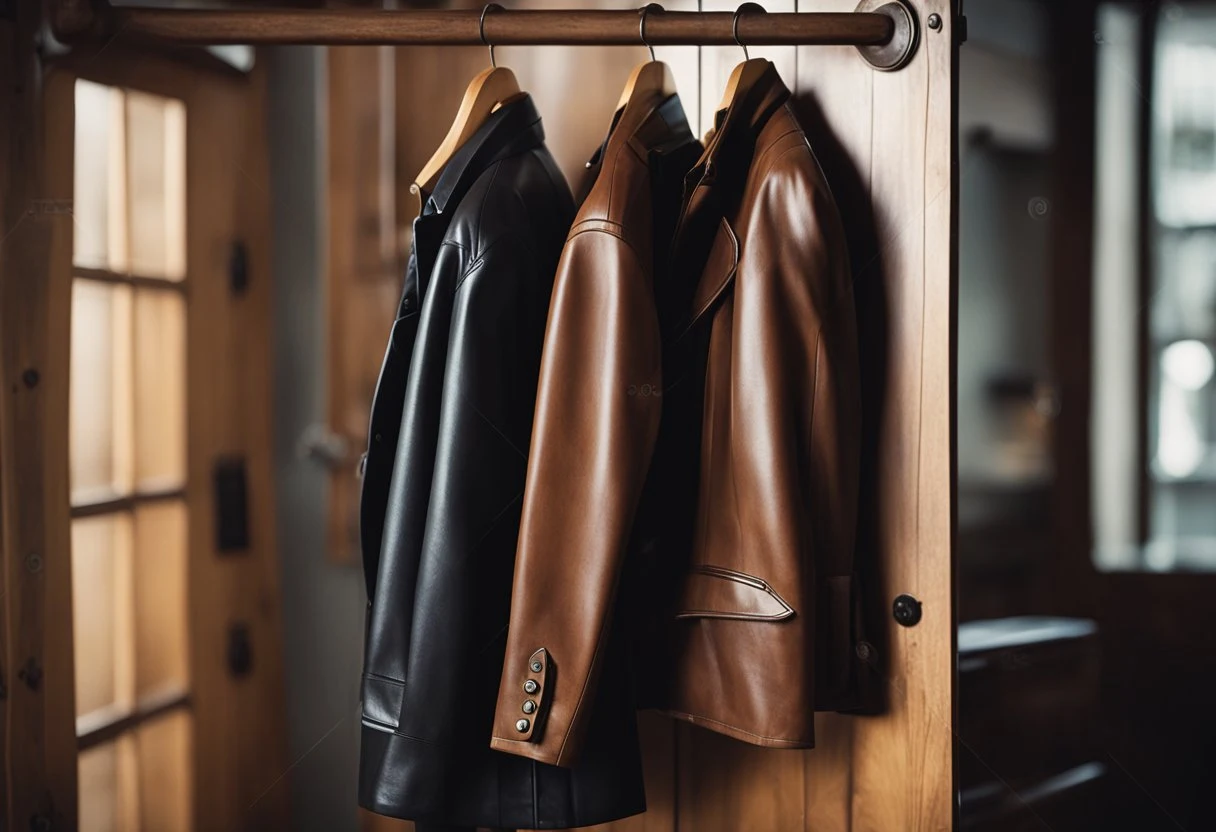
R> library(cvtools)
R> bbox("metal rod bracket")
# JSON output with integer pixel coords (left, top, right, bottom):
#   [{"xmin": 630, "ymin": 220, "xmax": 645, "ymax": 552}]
[{"xmin": 854, "ymin": 0, "xmax": 919, "ymax": 71}]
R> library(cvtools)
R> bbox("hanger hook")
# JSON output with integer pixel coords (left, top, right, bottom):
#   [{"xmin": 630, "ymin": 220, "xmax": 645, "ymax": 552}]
[
  {"xmin": 732, "ymin": 3, "xmax": 766, "ymax": 61},
  {"xmin": 480, "ymin": 3, "xmax": 503, "ymax": 68},
  {"xmin": 639, "ymin": 3, "xmax": 664, "ymax": 63}
]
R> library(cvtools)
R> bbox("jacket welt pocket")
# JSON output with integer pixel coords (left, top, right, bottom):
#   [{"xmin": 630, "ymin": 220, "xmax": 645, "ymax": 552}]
[
  {"xmin": 361, "ymin": 673, "xmax": 406, "ymax": 730},
  {"xmin": 675, "ymin": 564, "xmax": 795, "ymax": 622}
]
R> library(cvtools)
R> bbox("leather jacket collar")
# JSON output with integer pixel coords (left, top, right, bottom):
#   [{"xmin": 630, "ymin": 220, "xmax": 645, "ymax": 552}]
[
  {"xmin": 689, "ymin": 60, "xmax": 790, "ymax": 197},
  {"xmin": 583, "ymin": 93, "xmax": 694, "ymax": 174},
  {"xmin": 401, "ymin": 94, "xmax": 545, "ymax": 316},
  {"xmin": 425, "ymin": 93, "xmax": 545, "ymax": 217}
]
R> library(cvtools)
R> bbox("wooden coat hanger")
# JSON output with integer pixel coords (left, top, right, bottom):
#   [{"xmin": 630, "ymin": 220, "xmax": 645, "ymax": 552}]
[
  {"xmin": 613, "ymin": 4, "xmax": 677, "ymax": 117},
  {"xmin": 411, "ymin": 4, "xmax": 523, "ymax": 212},
  {"xmin": 714, "ymin": 3, "xmax": 770, "ymax": 123}
]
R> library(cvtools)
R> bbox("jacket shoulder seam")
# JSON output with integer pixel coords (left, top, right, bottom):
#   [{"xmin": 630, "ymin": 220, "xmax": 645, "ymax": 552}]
[
  {"xmin": 754, "ymin": 136, "xmax": 815, "ymax": 182},
  {"xmin": 451, "ymin": 234, "xmax": 532, "ymax": 293},
  {"xmin": 566, "ymin": 225, "xmax": 648, "ymax": 278}
]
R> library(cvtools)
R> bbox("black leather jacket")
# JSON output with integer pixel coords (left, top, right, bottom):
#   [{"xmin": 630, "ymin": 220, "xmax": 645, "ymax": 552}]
[{"xmin": 357, "ymin": 95, "xmax": 645, "ymax": 829}]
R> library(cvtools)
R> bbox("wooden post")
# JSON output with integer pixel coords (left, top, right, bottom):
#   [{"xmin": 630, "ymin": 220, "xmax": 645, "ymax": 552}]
[{"xmin": 0, "ymin": 1, "xmax": 80, "ymax": 828}]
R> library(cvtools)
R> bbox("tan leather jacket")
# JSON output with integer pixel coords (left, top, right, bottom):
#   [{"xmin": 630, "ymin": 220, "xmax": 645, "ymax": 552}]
[
  {"xmin": 494, "ymin": 64, "xmax": 863, "ymax": 765},
  {"xmin": 490, "ymin": 91, "xmax": 701, "ymax": 766}
]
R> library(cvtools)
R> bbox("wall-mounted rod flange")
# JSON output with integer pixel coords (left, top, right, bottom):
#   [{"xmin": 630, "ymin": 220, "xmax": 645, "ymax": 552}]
[{"xmin": 854, "ymin": 0, "xmax": 919, "ymax": 71}]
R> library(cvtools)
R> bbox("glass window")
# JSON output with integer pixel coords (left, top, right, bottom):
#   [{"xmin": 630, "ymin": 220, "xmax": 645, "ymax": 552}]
[{"xmin": 70, "ymin": 78, "xmax": 192, "ymax": 831}]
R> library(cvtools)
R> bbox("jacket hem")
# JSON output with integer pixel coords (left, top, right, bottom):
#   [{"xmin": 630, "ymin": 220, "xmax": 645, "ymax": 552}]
[
  {"xmin": 662, "ymin": 709, "xmax": 816, "ymax": 748},
  {"xmin": 362, "ymin": 723, "xmax": 646, "ymax": 828}
]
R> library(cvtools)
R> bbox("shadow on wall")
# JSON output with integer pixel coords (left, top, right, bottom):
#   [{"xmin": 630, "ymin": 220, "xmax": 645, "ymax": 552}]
[{"xmin": 791, "ymin": 90, "xmax": 890, "ymax": 714}]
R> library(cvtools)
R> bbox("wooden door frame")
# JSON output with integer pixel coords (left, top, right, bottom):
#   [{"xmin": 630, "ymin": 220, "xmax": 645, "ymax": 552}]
[
  {"xmin": 2, "ymin": 12, "xmax": 289, "ymax": 827},
  {"xmin": 1, "ymin": 1, "xmax": 78, "ymax": 828}
]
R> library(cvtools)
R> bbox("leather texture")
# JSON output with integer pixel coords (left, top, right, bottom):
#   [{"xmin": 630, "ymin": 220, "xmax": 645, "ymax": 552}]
[
  {"xmin": 490, "ymin": 64, "xmax": 864, "ymax": 767},
  {"xmin": 358, "ymin": 95, "xmax": 645, "ymax": 828},
  {"xmin": 490, "ymin": 92, "xmax": 702, "ymax": 767},
  {"xmin": 655, "ymin": 62, "xmax": 865, "ymax": 748}
]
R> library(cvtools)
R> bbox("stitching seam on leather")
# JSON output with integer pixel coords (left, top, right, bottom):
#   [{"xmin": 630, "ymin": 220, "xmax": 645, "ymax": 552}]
[
  {"xmin": 554, "ymin": 576, "xmax": 619, "ymax": 765},
  {"xmin": 807, "ymin": 324, "xmax": 823, "ymax": 570},
  {"xmin": 566, "ymin": 228, "xmax": 650, "ymax": 293},
  {"xmin": 675, "ymin": 609, "xmax": 792, "ymax": 621}
]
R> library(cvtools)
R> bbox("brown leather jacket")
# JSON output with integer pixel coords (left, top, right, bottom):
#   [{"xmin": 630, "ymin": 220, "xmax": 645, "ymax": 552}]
[
  {"xmin": 656, "ymin": 64, "xmax": 862, "ymax": 749},
  {"xmin": 494, "ymin": 64, "xmax": 862, "ymax": 765},
  {"xmin": 490, "ymin": 91, "xmax": 700, "ymax": 765}
]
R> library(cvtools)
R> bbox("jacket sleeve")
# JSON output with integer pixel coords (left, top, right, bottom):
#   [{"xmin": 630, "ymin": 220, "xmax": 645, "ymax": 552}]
[{"xmin": 490, "ymin": 228, "xmax": 661, "ymax": 766}]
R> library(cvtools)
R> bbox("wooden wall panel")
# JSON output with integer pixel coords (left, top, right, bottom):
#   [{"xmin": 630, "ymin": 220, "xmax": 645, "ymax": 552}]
[
  {"xmin": 847, "ymin": 1, "xmax": 954, "ymax": 829},
  {"xmin": 678, "ymin": 724, "xmax": 808, "ymax": 832},
  {"xmin": 180, "ymin": 59, "xmax": 293, "ymax": 832}
]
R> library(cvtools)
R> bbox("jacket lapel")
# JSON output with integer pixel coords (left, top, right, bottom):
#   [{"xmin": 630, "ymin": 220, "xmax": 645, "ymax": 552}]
[
  {"xmin": 669, "ymin": 63, "xmax": 790, "ymax": 339},
  {"xmin": 684, "ymin": 216, "xmax": 739, "ymax": 337}
]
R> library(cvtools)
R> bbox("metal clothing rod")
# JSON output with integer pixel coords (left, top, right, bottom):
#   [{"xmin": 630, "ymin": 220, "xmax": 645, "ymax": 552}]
[{"xmin": 73, "ymin": 7, "xmax": 896, "ymax": 48}]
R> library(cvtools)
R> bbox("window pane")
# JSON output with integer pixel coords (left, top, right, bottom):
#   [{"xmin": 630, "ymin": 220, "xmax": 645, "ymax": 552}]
[
  {"xmin": 70, "ymin": 279, "xmax": 134, "ymax": 505},
  {"xmin": 78, "ymin": 712, "xmax": 191, "ymax": 832},
  {"xmin": 72, "ymin": 514, "xmax": 135, "ymax": 721},
  {"xmin": 73, "ymin": 80, "xmax": 128, "ymax": 273},
  {"xmin": 1143, "ymin": 8, "xmax": 1216, "ymax": 570},
  {"xmin": 79, "ymin": 735, "xmax": 140, "ymax": 832},
  {"xmin": 134, "ymin": 289, "xmax": 186, "ymax": 491},
  {"xmin": 137, "ymin": 710, "xmax": 194, "ymax": 832},
  {"xmin": 126, "ymin": 91, "xmax": 186, "ymax": 280},
  {"xmin": 134, "ymin": 501, "xmax": 189, "ymax": 698}
]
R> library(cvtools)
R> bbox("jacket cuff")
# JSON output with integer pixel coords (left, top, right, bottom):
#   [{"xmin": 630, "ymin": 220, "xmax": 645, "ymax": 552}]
[
  {"xmin": 488, "ymin": 734, "xmax": 564, "ymax": 766},
  {"xmin": 491, "ymin": 645, "xmax": 585, "ymax": 767}
]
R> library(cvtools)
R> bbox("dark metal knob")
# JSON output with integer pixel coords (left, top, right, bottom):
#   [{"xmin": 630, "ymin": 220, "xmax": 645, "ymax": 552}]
[{"xmin": 893, "ymin": 594, "xmax": 922, "ymax": 627}]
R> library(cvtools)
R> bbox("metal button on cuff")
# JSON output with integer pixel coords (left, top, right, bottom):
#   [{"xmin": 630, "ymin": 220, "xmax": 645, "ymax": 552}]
[{"xmin": 510, "ymin": 647, "xmax": 549, "ymax": 741}]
